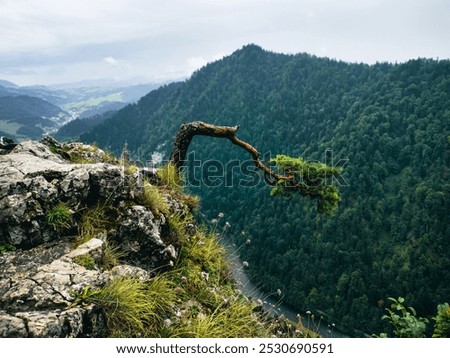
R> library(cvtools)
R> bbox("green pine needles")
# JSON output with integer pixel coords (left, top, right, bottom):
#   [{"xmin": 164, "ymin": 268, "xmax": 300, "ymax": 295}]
[{"xmin": 270, "ymin": 154, "xmax": 342, "ymax": 214}]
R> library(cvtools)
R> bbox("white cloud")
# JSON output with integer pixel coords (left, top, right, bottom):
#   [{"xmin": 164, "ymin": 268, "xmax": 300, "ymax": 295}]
[
  {"xmin": 0, "ymin": 0, "xmax": 448, "ymax": 85},
  {"xmin": 187, "ymin": 57, "xmax": 208, "ymax": 70},
  {"xmin": 104, "ymin": 56, "xmax": 119, "ymax": 66}
]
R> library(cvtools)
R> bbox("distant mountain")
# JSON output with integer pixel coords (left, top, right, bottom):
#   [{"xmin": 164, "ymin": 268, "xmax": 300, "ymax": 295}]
[
  {"xmin": 0, "ymin": 80, "xmax": 18, "ymax": 88},
  {"xmin": 81, "ymin": 44, "xmax": 450, "ymax": 335},
  {"xmin": 0, "ymin": 79, "xmax": 164, "ymax": 141},
  {"xmin": 77, "ymin": 102, "xmax": 125, "ymax": 119},
  {"xmin": 56, "ymin": 82, "xmax": 162, "ymax": 119},
  {"xmin": 0, "ymin": 95, "xmax": 68, "ymax": 140},
  {"xmin": 54, "ymin": 110, "xmax": 119, "ymax": 141}
]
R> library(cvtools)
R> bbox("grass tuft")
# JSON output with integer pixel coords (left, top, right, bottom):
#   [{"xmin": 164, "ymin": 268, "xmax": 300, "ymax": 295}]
[
  {"xmin": 181, "ymin": 193, "xmax": 200, "ymax": 211},
  {"xmin": 167, "ymin": 212, "xmax": 190, "ymax": 245},
  {"xmin": 157, "ymin": 163, "xmax": 183, "ymax": 190},
  {"xmin": 46, "ymin": 202, "xmax": 72, "ymax": 232},
  {"xmin": 140, "ymin": 183, "xmax": 170, "ymax": 216},
  {"xmin": 181, "ymin": 230, "xmax": 229, "ymax": 281},
  {"xmin": 92, "ymin": 276, "xmax": 177, "ymax": 337},
  {"xmin": 124, "ymin": 165, "xmax": 139, "ymax": 175},
  {"xmin": 100, "ymin": 240, "xmax": 126, "ymax": 270},
  {"xmin": 75, "ymin": 204, "xmax": 110, "ymax": 247},
  {"xmin": 172, "ymin": 299, "xmax": 270, "ymax": 338}
]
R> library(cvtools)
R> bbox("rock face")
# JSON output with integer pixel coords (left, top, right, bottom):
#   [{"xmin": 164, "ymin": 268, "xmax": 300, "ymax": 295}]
[
  {"xmin": 0, "ymin": 138, "xmax": 180, "ymax": 337},
  {"xmin": 0, "ymin": 239, "xmax": 107, "ymax": 337},
  {"xmin": 0, "ymin": 139, "xmax": 133, "ymax": 248}
]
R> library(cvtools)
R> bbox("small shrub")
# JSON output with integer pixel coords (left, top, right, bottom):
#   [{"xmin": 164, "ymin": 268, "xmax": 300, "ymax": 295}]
[
  {"xmin": 46, "ymin": 202, "xmax": 72, "ymax": 232},
  {"xmin": 381, "ymin": 297, "xmax": 429, "ymax": 337},
  {"xmin": 433, "ymin": 303, "xmax": 450, "ymax": 338},
  {"xmin": 69, "ymin": 285, "xmax": 97, "ymax": 307}
]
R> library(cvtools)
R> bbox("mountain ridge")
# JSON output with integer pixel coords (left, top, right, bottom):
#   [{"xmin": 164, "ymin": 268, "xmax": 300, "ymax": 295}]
[{"xmin": 0, "ymin": 79, "xmax": 166, "ymax": 141}]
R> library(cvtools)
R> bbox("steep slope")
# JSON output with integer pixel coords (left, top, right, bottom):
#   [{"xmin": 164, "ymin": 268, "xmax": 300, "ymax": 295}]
[
  {"xmin": 0, "ymin": 138, "xmax": 309, "ymax": 338},
  {"xmin": 81, "ymin": 44, "xmax": 450, "ymax": 335},
  {"xmin": 54, "ymin": 110, "xmax": 118, "ymax": 141}
]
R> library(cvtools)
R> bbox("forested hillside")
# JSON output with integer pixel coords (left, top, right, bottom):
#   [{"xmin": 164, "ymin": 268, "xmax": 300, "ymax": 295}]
[
  {"xmin": 0, "ymin": 95, "xmax": 67, "ymax": 139},
  {"xmin": 82, "ymin": 44, "xmax": 450, "ymax": 335},
  {"xmin": 54, "ymin": 110, "xmax": 117, "ymax": 141}
]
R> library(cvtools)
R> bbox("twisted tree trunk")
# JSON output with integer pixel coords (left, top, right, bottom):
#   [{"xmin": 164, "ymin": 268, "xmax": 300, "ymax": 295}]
[
  {"xmin": 169, "ymin": 121, "xmax": 290, "ymax": 185},
  {"xmin": 169, "ymin": 121, "xmax": 342, "ymax": 214}
]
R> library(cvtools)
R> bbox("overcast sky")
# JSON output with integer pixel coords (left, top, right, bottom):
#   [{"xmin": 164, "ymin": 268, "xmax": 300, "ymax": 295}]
[{"xmin": 0, "ymin": 0, "xmax": 449, "ymax": 86}]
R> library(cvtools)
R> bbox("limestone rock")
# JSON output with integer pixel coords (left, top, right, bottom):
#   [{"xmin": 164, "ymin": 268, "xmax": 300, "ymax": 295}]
[
  {"xmin": 0, "ymin": 139, "xmax": 135, "ymax": 248},
  {"xmin": 0, "ymin": 238, "xmax": 109, "ymax": 337},
  {"xmin": 113, "ymin": 205, "xmax": 176, "ymax": 271},
  {"xmin": 0, "ymin": 138, "xmax": 183, "ymax": 337}
]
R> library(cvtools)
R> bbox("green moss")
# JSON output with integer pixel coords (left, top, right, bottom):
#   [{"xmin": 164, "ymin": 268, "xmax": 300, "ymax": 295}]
[
  {"xmin": 73, "ymin": 254, "xmax": 96, "ymax": 270},
  {"xmin": 46, "ymin": 202, "xmax": 72, "ymax": 232},
  {"xmin": 0, "ymin": 243, "xmax": 16, "ymax": 254}
]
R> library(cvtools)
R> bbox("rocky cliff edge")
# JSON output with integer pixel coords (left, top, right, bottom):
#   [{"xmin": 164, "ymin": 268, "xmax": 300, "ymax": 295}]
[
  {"xmin": 0, "ymin": 138, "xmax": 184, "ymax": 337},
  {"xmin": 0, "ymin": 137, "xmax": 312, "ymax": 338}
]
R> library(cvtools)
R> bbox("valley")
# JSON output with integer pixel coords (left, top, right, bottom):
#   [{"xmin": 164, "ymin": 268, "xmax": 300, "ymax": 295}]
[{"xmin": 2, "ymin": 44, "xmax": 449, "ymax": 337}]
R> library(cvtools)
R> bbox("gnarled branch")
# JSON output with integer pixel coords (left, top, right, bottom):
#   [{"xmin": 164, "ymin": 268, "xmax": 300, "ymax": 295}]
[
  {"xmin": 169, "ymin": 121, "xmax": 291, "ymax": 185},
  {"xmin": 169, "ymin": 121, "xmax": 342, "ymax": 214}
]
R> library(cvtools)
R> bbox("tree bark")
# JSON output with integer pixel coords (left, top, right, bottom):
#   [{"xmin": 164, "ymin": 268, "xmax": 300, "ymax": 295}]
[{"xmin": 169, "ymin": 121, "xmax": 291, "ymax": 185}]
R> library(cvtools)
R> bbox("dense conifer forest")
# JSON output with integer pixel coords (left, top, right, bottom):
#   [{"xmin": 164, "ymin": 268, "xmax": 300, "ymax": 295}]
[{"xmin": 81, "ymin": 44, "xmax": 450, "ymax": 335}]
